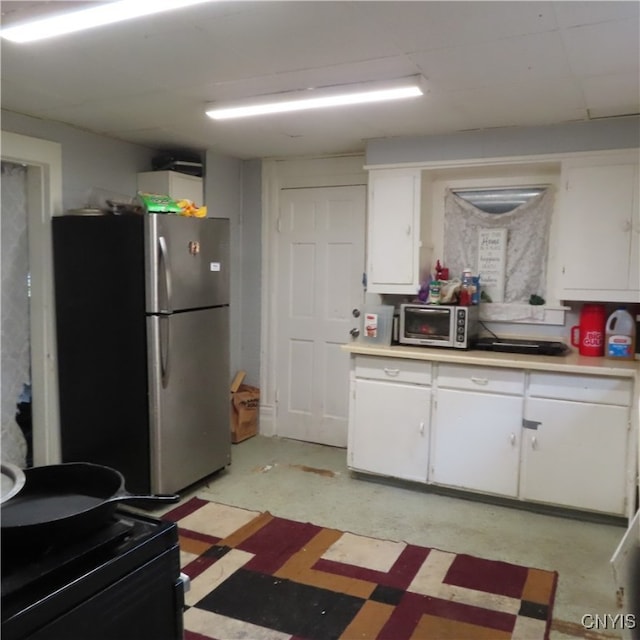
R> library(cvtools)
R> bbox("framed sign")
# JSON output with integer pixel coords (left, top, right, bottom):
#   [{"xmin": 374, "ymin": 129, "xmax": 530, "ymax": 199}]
[{"xmin": 477, "ymin": 228, "xmax": 507, "ymax": 303}]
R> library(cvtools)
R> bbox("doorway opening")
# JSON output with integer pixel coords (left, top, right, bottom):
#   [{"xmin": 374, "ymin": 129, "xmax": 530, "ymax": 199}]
[
  {"xmin": 1, "ymin": 131, "xmax": 63, "ymax": 467},
  {"xmin": 1, "ymin": 161, "xmax": 32, "ymax": 466}
]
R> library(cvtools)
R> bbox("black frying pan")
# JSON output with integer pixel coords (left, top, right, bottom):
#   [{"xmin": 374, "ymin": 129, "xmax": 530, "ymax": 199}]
[{"xmin": 1, "ymin": 462, "xmax": 179, "ymax": 545}]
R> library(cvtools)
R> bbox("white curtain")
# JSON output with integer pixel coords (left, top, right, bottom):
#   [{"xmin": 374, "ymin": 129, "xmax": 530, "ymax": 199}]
[
  {"xmin": 443, "ymin": 187, "xmax": 554, "ymax": 303},
  {"xmin": 1, "ymin": 161, "xmax": 29, "ymax": 467}
]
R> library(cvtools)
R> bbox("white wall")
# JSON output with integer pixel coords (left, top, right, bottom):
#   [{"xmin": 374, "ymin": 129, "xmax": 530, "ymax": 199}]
[
  {"xmin": 239, "ymin": 160, "xmax": 262, "ymax": 387},
  {"xmin": 203, "ymin": 154, "xmax": 262, "ymax": 388},
  {"xmin": 366, "ymin": 116, "xmax": 640, "ymax": 166},
  {"xmin": 1, "ymin": 110, "xmax": 156, "ymax": 209}
]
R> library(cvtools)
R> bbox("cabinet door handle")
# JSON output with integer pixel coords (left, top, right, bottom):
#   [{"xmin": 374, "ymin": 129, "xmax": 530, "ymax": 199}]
[
  {"xmin": 509, "ymin": 433, "xmax": 516, "ymax": 446},
  {"xmin": 406, "ymin": 225, "xmax": 412, "ymax": 235},
  {"xmin": 384, "ymin": 368, "xmax": 400, "ymax": 377},
  {"xmin": 419, "ymin": 421, "xmax": 425, "ymax": 435},
  {"xmin": 531, "ymin": 436, "xmax": 538, "ymax": 450},
  {"xmin": 470, "ymin": 377, "xmax": 489, "ymax": 385}
]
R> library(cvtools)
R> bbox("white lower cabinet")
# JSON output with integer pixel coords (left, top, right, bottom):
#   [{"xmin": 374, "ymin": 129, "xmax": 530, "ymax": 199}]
[
  {"xmin": 347, "ymin": 356, "xmax": 633, "ymax": 516},
  {"xmin": 430, "ymin": 367, "xmax": 631, "ymax": 515},
  {"xmin": 431, "ymin": 388, "xmax": 522, "ymax": 497},
  {"xmin": 350, "ymin": 378, "xmax": 431, "ymax": 483},
  {"xmin": 520, "ymin": 371, "xmax": 632, "ymax": 516},
  {"xmin": 520, "ymin": 398, "xmax": 628, "ymax": 514}
]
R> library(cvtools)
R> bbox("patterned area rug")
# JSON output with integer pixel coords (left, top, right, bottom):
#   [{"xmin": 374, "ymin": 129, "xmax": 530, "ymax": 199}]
[{"xmin": 163, "ymin": 497, "xmax": 558, "ymax": 640}]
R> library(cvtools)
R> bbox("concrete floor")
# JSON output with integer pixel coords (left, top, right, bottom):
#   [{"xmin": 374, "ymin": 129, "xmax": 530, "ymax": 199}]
[{"xmin": 163, "ymin": 435, "xmax": 629, "ymax": 639}]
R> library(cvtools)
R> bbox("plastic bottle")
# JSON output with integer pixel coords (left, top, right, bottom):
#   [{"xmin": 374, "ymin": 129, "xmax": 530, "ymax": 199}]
[
  {"xmin": 429, "ymin": 280, "xmax": 441, "ymax": 304},
  {"xmin": 459, "ymin": 268, "xmax": 473, "ymax": 306},
  {"xmin": 605, "ymin": 308, "xmax": 636, "ymax": 360}
]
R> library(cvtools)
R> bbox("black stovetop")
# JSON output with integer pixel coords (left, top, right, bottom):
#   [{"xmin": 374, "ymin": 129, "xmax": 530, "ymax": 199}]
[
  {"xmin": 1, "ymin": 508, "xmax": 179, "ymax": 640},
  {"xmin": 474, "ymin": 337, "xmax": 571, "ymax": 356}
]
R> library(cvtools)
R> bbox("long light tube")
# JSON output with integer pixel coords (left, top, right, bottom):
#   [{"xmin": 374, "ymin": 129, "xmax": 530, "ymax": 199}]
[
  {"xmin": 1, "ymin": 0, "xmax": 215, "ymax": 43},
  {"xmin": 206, "ymin": 78, "xmax": 425, "ymax": 120}
]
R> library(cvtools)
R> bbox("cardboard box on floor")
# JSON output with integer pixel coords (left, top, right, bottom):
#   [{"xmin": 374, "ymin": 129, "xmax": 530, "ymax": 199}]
[{"xmin": 230, "ymin": 370, "xmax": 259, "ymax": 443}]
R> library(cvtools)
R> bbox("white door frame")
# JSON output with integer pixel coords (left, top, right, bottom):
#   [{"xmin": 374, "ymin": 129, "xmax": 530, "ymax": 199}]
[
  {"xmin": 260, "ymin": 155, "xmax": 367, "ymax": 438},
  {"xmin": 1, "ymin": 131, "xmax": 63, "ymax": 465}
]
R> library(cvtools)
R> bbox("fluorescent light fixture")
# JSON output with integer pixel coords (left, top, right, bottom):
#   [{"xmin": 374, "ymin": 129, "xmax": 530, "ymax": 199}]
[
  {"xmin": 1, "ymin": 0, "xmax": 214, "ymax": 43},
  {"xmin": 206, "ymin": 76, "xmax": 426, "ymax": 120}
]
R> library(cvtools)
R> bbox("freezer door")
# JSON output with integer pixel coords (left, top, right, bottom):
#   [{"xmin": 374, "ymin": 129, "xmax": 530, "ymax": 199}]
[
  {"xmin": 148, "ymin": 307, "xmax": 230, "ymax": 494},
  {"xmin": 146, "ymin": 216, "xmax": 229, "ymax": 313}
]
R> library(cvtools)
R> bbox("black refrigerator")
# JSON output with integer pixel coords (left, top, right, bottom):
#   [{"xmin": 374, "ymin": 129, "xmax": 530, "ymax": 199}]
[{"xmin": 52, "ymin": 214, "xmax": 231, "ymax": 495}]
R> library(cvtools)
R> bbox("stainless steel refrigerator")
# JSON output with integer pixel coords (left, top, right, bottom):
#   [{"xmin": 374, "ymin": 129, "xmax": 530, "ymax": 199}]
[{"xmin": 52, "ymin": 214, "xmax": 231, "ymax": 495}]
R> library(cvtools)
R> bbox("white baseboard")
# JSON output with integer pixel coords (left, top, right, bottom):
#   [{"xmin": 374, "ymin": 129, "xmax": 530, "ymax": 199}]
[{"xmin": 259, "ymin": 404, "xmax": 276, "ymax": 437}]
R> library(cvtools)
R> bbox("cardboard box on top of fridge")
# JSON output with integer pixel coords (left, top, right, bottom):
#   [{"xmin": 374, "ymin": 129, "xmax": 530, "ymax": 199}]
[{"xmin": 230, "ymin": 370, "xmax": 259, "ymax": 443}]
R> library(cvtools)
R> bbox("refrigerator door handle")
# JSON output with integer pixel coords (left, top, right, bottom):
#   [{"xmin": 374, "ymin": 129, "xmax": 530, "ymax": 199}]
[
  {"xmin": 160, "ymin": 315, "xmax": 171, "ymax": 388},
  {"xmin": 158, "ymin": 235, "xmax": 173, "ymax": 313}
]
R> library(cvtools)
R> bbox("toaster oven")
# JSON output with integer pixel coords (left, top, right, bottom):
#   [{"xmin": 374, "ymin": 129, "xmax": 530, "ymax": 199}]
[{"xmin": 399, "ymin": 304, "xmax": 479, "ymax": 349}]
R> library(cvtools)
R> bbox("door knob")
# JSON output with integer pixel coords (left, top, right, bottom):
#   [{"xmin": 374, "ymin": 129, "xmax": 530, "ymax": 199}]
[
  {"xmin": 350, "ymin": 328, "xmax": 360, "ymax": 338},
  {"xmin": 352, "ymin": 309, "xmax": 360, "ymax": 318}
]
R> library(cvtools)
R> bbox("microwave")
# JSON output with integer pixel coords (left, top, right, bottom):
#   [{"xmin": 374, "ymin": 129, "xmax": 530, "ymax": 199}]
[{"xmin": 399, "ymin": 304, "xmax": 479, "ymax": 349}]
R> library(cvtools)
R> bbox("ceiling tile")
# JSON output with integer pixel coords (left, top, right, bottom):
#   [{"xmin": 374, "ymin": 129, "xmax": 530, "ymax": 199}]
[
  {"xmin": 442, "ymin": 78, "xmax": 587, "ymax": 128},
  {"xmin": 582, "ymin": 73, "xmax": 640, "ymax": 114},
  {"xmin": 353, "ymin": 1, "xmax": 558, "ymax": 53},
  {"xmin": 195, "ymin": 2, "xmax": 403, "ymax": 75},
  {"xmin": 188, "ymin": 56, "xmax": 418, "ymax": 103},
  {"xmin": 410, "ymin": 31, "xmax": 572, "ymax": 91},
  {"xmin": 553, "ymin": 1, "xmax": 639, "ymax": 28},
  {"xmin": 1, "ymin": 1, "xmax": 636, "ymax": 158},
  {"xmin": 562, "ymin": 19, "xmax": 640, "ymax": 77}
]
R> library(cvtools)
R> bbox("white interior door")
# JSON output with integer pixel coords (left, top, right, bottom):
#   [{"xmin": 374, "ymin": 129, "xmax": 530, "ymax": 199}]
[{"xmin": 276, "ymin": 186, "xmax": 365, "ymax": 447}]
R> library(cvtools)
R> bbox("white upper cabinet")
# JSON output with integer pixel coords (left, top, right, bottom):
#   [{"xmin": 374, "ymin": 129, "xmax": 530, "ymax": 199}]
[
  {"xmin": 367, "ymin": 169, "xmax": 423, "ymax": 294},
  {"xmin": 137, "ymin": 170, "xmax": 204, "ymax": 205},
  {"xmin": 555, "ymin": 151, "xmax": 639, "ymax": 302},
  {"xmin": 366, "ymin": 149, "xmax": 639, "ymax": 301}
]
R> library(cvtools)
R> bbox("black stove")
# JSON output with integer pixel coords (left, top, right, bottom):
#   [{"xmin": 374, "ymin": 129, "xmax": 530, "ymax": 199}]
[{"xmin": 2, "ymin": 509, "xmax": 184, "ymax": 640}]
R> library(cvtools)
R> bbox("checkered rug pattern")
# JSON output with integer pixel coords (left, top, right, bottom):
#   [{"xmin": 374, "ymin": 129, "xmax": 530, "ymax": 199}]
[{"xmin": 163, "ymin": 498, "xmax": 557, "ymax": 640}]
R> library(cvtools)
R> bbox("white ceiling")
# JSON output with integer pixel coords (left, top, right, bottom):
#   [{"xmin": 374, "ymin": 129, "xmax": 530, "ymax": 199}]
[{"xmin": 1, "ymin": 1, "xmax": 638, "ymax": 160}]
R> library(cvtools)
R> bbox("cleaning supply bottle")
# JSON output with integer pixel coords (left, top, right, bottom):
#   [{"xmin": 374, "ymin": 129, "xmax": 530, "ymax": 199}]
[{"xmin": 605, "ymin": 307, "xmax": 636, "ymax": 360}]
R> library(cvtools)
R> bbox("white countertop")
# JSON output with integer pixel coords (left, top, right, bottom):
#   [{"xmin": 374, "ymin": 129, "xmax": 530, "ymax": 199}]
[{"xmin": 342, "ymin": 342, "xmax": 640, "ymax": 378}]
